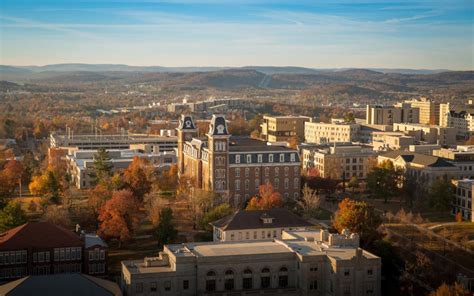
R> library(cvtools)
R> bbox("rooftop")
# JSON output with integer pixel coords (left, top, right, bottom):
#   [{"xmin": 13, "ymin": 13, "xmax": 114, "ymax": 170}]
[
  {"xmin": 381, "ymin": 151, "xmax": 455, "ymax": 167},
  {"xmin": 228, "ymin": 137, "xmax": 295, "ymax": 152}
]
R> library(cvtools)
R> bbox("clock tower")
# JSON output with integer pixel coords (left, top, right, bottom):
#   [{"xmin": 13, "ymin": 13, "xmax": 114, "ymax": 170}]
[
  {"xmin": 176, "ymin": 115, "xmax": 198, "ymax": 175},
  {"xmin": 207, "ymin": 115, "xmax": 230, "ymax": 193}
]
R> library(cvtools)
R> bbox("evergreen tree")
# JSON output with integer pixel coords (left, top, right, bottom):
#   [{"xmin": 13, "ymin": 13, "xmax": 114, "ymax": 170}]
[
  {"xmin": 155, "ymin": 208, "xmax": 177, "ymax": 247},
  {"xmin": 90, "ymin": 148, "xmax": 113, "ymax": 185}
]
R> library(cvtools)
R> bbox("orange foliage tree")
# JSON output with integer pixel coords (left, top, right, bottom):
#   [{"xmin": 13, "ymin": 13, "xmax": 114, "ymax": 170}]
[
  {"xmin": 159, "ymin": 164, "xmax": 178, "ymax": 191},
  {"xmin": 123, "ymin": 156, "xmax": 154, "ymax": 201},
  {"xmin": 333, "ymin": 198, "xmax": 382, "ymax": 245},
  {"xmin": 0, "ymin": 160, "xmax": 23, "ymax": 201},
  {"xmin": 246, "ymin": 183, "xmax": 283, "ymax": 210},
  {"xmin": 98, "ymin": 190, "xmax": 140, "ymax": 247}
]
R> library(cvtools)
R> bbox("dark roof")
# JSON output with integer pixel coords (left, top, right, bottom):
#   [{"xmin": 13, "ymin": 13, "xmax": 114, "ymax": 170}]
[
  {"xmin": 0, "ymin": 222, "xmax": 83, "ymax": 251},
  {"xmin": 178, "ymin": 115, "xmax": 197, "ymax": 130},
  {"xmin": 228, "ymin": 137, "xmax": 295, "ymax": 152},
  {"xmin": 211, "ymin": 208, "xmax": 312, "ymax": 231},
  {"xmin": 208, "ymin": 115, "xmax": 229, "ymax": 136},
  {"xmin": 0, "ymin": 274, "xmax": 121, "ymax": 296},
  {"xmin": 381, "ymin": 151, "xmax": 455, "ymax": 167}
]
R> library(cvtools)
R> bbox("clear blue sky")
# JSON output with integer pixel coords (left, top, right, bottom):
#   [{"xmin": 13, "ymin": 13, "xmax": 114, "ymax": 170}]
[{"xmin": 0, "ymin": 0, "xmax": 473, "ymax": 69}]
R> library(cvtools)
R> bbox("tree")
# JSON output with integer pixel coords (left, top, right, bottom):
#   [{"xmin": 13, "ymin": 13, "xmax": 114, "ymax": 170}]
[
  {"xmin": 90, "ymin": 148, "xmax": 113, "ymax": 185},
  {"xmin": 429, "ymin": 283, "xmax": 470, "ymax": 296},
  {"xmin": 347, "ymin": 176, "xmax": 360, "ymax": 193},
  {"xmin": 155, "ymin": 208, "xmax": 177, "ymax": 247},
  {"xmin": 123, "ymin": 156, "xmax": 153, "ymax": 201},
  {"xmin": 200, "ymin": 204, "xmax": 233, "ymax": 231},
  {"xmin": 366, "ymin": 161, "xmax": 402, "ymax": 203},
  {"xmin": 297, "ymin": 184, "xmax": 321, "ymax": 218},
  {"xmin": 246, "ymin": 183, "xmax": 283, "ymax": 210},
  {"xmin": 98, "ymin": 190, "xmax": 140, "ymax": 247},
  {"xmin": 0, "ymin": 201, "xmax": 27, "ymax": 232},
  {"xmin": 159, "ymin": 164, "xmax": 178, "ymax": 191},
  {"xmin": 343, "ymin": 112, "xmax": 355, "ymax": 123},
  {"xmin": 28, "ymin": 169, "xmax": 62, "ymax": 203},
  {"xmin": 333, "ymin": 198, "xmax": 382, "ymax": 245},
  {"xmin": 0, "ymin": 160, "xmax": 23, "ymax": 202},
  {"xmin": 288, "ymin": 136, "xmax": 299, "ymax": 149},
  {"xmin": 145, "ymin": 196, "xmax": 168, "ymax": 227},
  {"xmin": 88, "ymin": 184, "xmax": 113, "ymax": 224},
  {"xmin": 428, "ymin": 177, "xmax": 455, "ymax": 211},
  {"xmin": 42, "ymin": 205, "xmax": 71, "ymax": 228}
]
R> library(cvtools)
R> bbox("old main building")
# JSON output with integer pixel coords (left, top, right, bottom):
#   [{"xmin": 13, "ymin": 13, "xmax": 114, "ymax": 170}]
[{"xmin": 176, "ymin": 115, "xmax": 301, "ymax": 207}]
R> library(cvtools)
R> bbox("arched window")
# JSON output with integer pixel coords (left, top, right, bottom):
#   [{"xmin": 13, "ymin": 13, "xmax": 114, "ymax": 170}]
[
  {"xmin": 206, "ymin": 271, "xmax": 216, "ymax": 291},
  {"xmin": 265, "ymin": 167, "xmax": 270, "ymax": 177},
  {"xmin": 224, "ymin": 269, "xmax": 234, "ymax": 290},
  {"xmin": 261, "ymin": 267, "xmax": 271, "ymax": 289},
  {"xmin": 278, "ymin": 267, "xmax": 288, "ymax": 288},
  {"xmin": 243, "ymin": 268, "xmax": 253, "ymax": 289}
]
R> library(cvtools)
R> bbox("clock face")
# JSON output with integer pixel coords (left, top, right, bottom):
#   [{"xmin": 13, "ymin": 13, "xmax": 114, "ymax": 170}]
[
  {"xmin": 216, "ymin": 124, "xmax": 225, "ymax": 134},
  {"xmin": 184, "ymin": 120, "xmax": 192, "ymax": 128}
]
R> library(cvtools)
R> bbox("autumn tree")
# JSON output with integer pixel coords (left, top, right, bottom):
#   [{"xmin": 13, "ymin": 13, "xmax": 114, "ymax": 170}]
[
  {"xmin": 366, "ymin": 160, "xmax": 402, "ymax": 203},
  {"xmin": 288, "ymin": 136, "xmax": 299, "ymax": 149},
  {"xmin": 155, "ymin": 208, "xmax": 177, "ymax": 248},
  {"xmin": 98, "ymin": 190, "xmax": 140, "ymax": 247},
  {"xmin": 429, "ymin": 282, "xmax": 470, "ymax": 296},
  {"xmin": 297, "ymin": 184, "xmax": 321, "ymax": 218},
  {"xmin": 333, "ymin": 198, "xmax": 382, "ymax": 245},
  {"xmin": 123, "ymin": 156, "xmax": 153, "ymax": 201},
  {"xmin": 42, "ymin": 205, "xmax": 72, "ymax": 228},
  {"xmin": 0, "ymin": 160, "xmax": 23, "ymax": 202},
  {"xmin": 29, "ymin": 169, "xmax": 62, "ymax": 203},
  {"xmin": 90, "ymin": 148, "xmax": 113, "ymax": 185},
  {"xmin": 428, "ymin": 177, "xmax": 455, "ymax": 211},
  {"xmin": 159, "ymin": 164, "xmax": 178, "ymax": 191},
  {"xmin": 87, "ymin": 184, "xmax": 113, "ymax": 225},
  {"xmin": 145, "ymin": 196, "xmax": 168, "ymax": 227},
  {"xmin": 246, "ymin": 183, "xmax": 283, "ymax": 210},
  {"xmin": 0, "ymin": 201, "xmax": 27, "ymax": 232},
  {"xmin": 347, "ymin": 176, "xmax": 360, "ymax": 193},
  {"xmin": 200, "ymin": 204, "xmax": 233, "ymax": 231},
  {"xmin": 343, "ymin": 112, "xmax": 356, "ymax": 123}
]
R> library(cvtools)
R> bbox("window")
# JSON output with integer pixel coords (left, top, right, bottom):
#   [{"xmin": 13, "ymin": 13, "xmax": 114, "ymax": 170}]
[
  {"xmin": 235, "ymin": 168, "xmax": 240, "ymax": 177},
  {"xmin": 150, "ymin": 282, "xmax": 157, "ymax": 292},
  {"xmin": 274, "ymin": 178, "xmax": 279, "ymax": 189},
  {"xmin": 294, "ymin": 178, "xmax": 299, "ymax": 189},
  {"xmin": 367, "ymin": 269, "xmax": 373, "ymax": 276},
  {"xmin": 344, "ymin": 270, "xmax": 350, "ymax": 276},
  {"xmin": 245, "ymin": 168, "xmax": 250, "ymax": 177},
  {"xmin": 235, "ymin": 180, "xmax": 241, "ymax": 191},
  {"xmin": 269, "ymin": 154, "xmax": 274, "ymax": 162},
  {"xmin": 258, "ymin": 154, "xmax": 263, "ymax": 163},
  {"xmin": 284, "ymin": 167, "xmax": 289, "ymax": 176},
  {"xmin": 183, "ymin": 280, "xmax": 189, "ymax": 290},
  {"xmin": 309, "ymin": 279, "xmax": 318, "ymax": 290},
  {"xmin": 255, "ymin": 179, "xmax": 260, "ymax": 190},
  {"xmin": 278, "ymin": 267, "xmax": 288, "ymax": 288},
  {"xmin": 243, "ymin": 268, "xmax": 253, "ymax": 289},
  {"xmin": 275, "ymin": 167, "xmax": 279, "ymax": 176},
  {"xmin": 265, "ymin": 167, "xmax": 270, "ymax": 177},
  {"xmin": 164, "ymin": 281, "xmax": 171, "ymax": 291},
  {"xmin": 245, "ymin": 179, "xmax": 249, "ymax": 190},
  {"xmin": 261, "ymin": 268, "xmax": 271, "ymax": 289},
  {"xmin": 284, "ymin": 178, "xmax": 289, "ymax": 189},
  {"xmin": 253, "ymin": 231, "xmax": 257, "ymax": 239},
  {"xmin": 279, "ymin": 154, "xmax": 285, "ymax": 162},
  {"xmin": 247, "ymin": 154, "xmax": 252, "ymax": 163},
  {"xmin": 236, "ymin": 155, "xmax": 241, "ymax": 163},
  {"xmin": 206, "ymin": 271, "xmax": 216, "ymax": 292},
  {"xmin": 224, "ymin": 270, "xmax": 234, "ymax": 290}
]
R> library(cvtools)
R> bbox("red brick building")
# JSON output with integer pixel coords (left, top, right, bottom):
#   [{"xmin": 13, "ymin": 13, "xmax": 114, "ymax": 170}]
[
  {"xmin": 0, "ymin": 222, "xmax": 107, "ymax": 282},
  {"xmin": 177, "ymin": 114, "xmax": 301, "ymax": 207}
]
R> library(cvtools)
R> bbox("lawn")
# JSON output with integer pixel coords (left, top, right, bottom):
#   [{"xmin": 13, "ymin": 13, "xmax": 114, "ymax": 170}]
[{"xmin": 430, "ymin": 222, "xmax": 474, "ymax": 250}]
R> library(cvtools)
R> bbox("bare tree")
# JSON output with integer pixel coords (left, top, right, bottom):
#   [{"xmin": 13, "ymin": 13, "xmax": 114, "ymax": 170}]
[{"xmin": 297, "ymin": 184, "xmax": 321, "ymax": 217}]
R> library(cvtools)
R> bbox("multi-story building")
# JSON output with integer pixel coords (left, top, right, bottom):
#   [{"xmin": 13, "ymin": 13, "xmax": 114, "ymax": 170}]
[
  {"xmin": 50, "ymin": 132, "xmax": 177, "ymax": 153},
  {"xmin": 452, "ymin": 179, "xmax": 474, "ymax": 222},
  {"xmin": 300, "ymin": 143, "xmax": 377, "ymax": 180},
  {"xmin": 177, "ymin": 115, "xmax": 301, "ymax": 207},
  {"xmin": 358, "ymin": 123, "xmax": 393, "ymax": 144},
  {"xmin": 121, "ymin": 229, "xmax": 381, "ymax": 296},
  {"xmin": 304, "ymin": 121, "xmax": 360, "ymax": 144},
  {"xmin": 366, "ymin": 103, "xmax": 419, "ymax": 125},
  {"xmin": 66, "ymin": 148, "xmax": 176, "ymax": 189},
  {"xmin": 404, "ymin": 97, "xmax": 440, "ymax": 125},
  {"xmin": 378, "ymin": 151, "xmax": 459, "ymax": 184},
  {"xmin": 445, "ymin": 111, "xmax": 474, "ymax": 139},
  {"xmin": 393, "ymin": 123, "xmax": 456, "ymax": 146},
  {"xmin": 260, "ymin": 115, "xmax": 310, "ymax": 142},
  {"xmin": 371, "ymin": 132, "xmax": 415, "ymax": 151},
  {"xmin": 433, "ymin": 145, "xmax": 474, "ymax": 179},
  {"xmin": 0, "ymin": 222, "xmax": 107, "ymax": 282},
  {"xmin": 210, "ymin": 208, "xmax": 312, "ymax": 242}
]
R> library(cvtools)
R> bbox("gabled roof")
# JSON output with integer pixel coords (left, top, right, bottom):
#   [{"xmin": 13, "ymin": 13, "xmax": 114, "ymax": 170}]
[
  {"xmin": 0, "ymin": 274, "xmax": 121, "ymax": 296},
  {"xmin": 0, "ymin": 222, "xmax": 83, "ymax": 251},
  {"xmin": 382, "ymin": 151, "xmax": 455, "ymax": 168},
  {"xmin": 211, "ymin": 208, "xmax": 312, "ymax": 231}
]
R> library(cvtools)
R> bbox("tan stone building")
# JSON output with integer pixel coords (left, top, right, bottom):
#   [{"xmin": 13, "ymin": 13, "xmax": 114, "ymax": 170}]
[
  {"xmin": 261, "ymin": 115, "xmax": 310, "ymax": 142},
  {"xmin": 366, "ymin": 103, "xmax": 419, "ymax": 125},
  {"xmin": 404, "ymin": 97, "xmax": 440, "ymax": 125},
  {"xmin": 393, "ymin": 123, "xmax": 456, "ymax": 146},
  {"xmin": 301, "ymin": 143, "xmax": 377, "ymax": 180},
  {"xmin": 432, "ymin": 145, "xmax": 474, "ymax": 179},
  {"xmin": 304, "ymin": 121, "xmax": 360, "ymax": 144},
  {"xmin": 452, "ymin": 179, "xmax": 474, "ymax": 222},
  {"xmin": 177, "ymin": 115, "xmax": 301, "ymax": 207},
  {"xmin": 371, "ymin": 131, "xmax": 415, "ymax": 151},
  {"xmin": 121, "ymin": 229, "xmax": 381, "ymax": 296},
  {"xmin": 210, "ymin": 208, "xmax": 313, "ymax": 242}
]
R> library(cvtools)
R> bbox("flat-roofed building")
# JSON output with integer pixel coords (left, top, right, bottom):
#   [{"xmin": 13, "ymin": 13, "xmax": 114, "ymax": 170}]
[
  {"xmin": 210, "ymin": 208, "xmax": 313, "ymax": 242},
  {"xmin": 358, "ymin": 123, "xmax": 393, "ymax": 144},
  {"xmin": 404, "ymin": 97, "xmax": 440, "ymax": 125},
  {"xmin": 408, "ymin": 144, "xmax": 441, "ymax": 155},
  {"xmin": 452, "ymin": 179, "xmax": 474, "ymax": 222},
  {"xmin": 66, "ymin": 148, "xmax": 176, "ymax": 189},
  {"xmin": 393, "ymin": 123, "xmax": 456, "ymax": 146},
  {"xmin": 433, "ymin": 145, "xmax": 474, "ymax": 179},
  {"xmin": 366, "ymin": 103, "xmax": 419, "ymax": 125},
  {"xmin": 371, "ymin": 131, "xmax": 415, "ymax": 151},
  {"xmin": 304, "ymin": 121, "xmax": 360, "ymax": 144},
  {"xmin": 301, "ymin": 143, "xmax": 377, "ymax": 180},
  {"xmin": 260, "ymin": 115, "xmax": 310, "ymax": 142},
  {"xmin": 121, "ymin": 229, "xmax": 381, "ymax": 296}
]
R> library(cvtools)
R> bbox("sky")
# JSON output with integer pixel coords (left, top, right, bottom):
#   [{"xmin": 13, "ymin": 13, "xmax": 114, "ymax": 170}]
[{"xmin": 0, "ymin": 0, "xmax": 473, "ymax": 70}]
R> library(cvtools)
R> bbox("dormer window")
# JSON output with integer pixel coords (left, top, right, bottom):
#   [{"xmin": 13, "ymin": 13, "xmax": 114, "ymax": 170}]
[
  {"xmin": 263, "ymin": 218, "xmax": 273, "ymax": 224},
  {"xmin": 279, "ymin": 154, "xmax": 285, "ymax": 162},
  {"xmin": 269, "ymin": 154, "xmax": 274, "ymax": 163},
  {"xmin": 236, "ymin": 155, "xmax": 241, "ymax": 164},
  {"xmin": 246, "ymin": 154, "xmax": 252, "ymax": 163}
]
